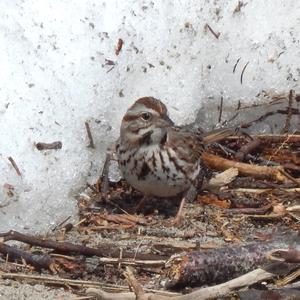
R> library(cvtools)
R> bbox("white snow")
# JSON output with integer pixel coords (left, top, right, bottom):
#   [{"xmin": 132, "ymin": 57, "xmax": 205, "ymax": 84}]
[{"xmin": 0, "ymin": 0, "xmax": 299, "ymax": 232}]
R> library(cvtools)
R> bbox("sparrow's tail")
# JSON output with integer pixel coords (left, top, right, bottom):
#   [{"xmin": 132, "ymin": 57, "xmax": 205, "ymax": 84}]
[{"xmin": 201, "ymin": 128, "xmax": 233, "ymax": 144}]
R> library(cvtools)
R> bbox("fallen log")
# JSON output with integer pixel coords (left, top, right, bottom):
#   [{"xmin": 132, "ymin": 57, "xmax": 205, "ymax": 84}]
[{"xmin": 165, "ymin": 234, "xmax": 300, "ymax": 289}]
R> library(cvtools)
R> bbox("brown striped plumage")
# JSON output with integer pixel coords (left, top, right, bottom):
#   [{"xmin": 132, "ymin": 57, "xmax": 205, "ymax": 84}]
[{"xmin": 116, "ymin": 97, "xmax": 232, "ymax": 201}]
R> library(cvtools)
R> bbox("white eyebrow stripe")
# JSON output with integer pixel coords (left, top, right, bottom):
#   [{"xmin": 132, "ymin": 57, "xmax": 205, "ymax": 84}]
[{"xmin": 129, "ymin": 104, "xmax": 159, "ymax": 115}]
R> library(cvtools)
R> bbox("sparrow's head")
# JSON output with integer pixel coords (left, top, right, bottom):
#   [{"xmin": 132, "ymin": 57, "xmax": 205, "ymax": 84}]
[{"xmin": 120, "ymin": 97, "xmax": 174, "ymax": 144}]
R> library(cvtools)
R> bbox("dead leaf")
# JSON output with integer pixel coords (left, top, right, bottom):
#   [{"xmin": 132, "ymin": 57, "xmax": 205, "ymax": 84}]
[{"xmin": 198, "ymin": 194, "xmax": 231, "ymax": 209}]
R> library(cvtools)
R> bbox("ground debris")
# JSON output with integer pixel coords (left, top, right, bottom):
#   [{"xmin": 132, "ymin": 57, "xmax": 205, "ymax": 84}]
[{"xmin": 0, "ymin": 131, "xmax": 300, "ymax": 299}]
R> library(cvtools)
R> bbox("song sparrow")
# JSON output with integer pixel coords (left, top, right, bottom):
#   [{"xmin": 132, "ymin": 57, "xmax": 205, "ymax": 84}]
[{"xmin": 116, "ymin": 97, "xmax": 232, "ymax": 224}]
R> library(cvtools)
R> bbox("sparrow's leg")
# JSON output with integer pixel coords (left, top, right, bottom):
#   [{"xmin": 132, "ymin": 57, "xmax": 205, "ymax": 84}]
[
  {"xmin": 133, "ymin": 195, "xmax": 151, "ymax": 213},
  {"xmin": 171, "ymin": 168, "xmax": 205, "ymax": 226},
  {"xmin": 170, "ymin": 186, "xmax": 197, "ymax": 226},
  {"xmin": 171, "ymin": 196, "xmax": 186, "ymax": 226}
]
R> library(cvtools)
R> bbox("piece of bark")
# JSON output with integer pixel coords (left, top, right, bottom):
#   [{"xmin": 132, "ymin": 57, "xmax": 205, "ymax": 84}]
[
  {"xmin": 267, "ymin": 248, "xmax": 300, "ymax": 263},
  {"xmin": 35, "ymin": 141, "xmax": 62, "ymax": 150},
  {"xmin": 165, "ymin": 236, "xmax": 300, "ymax": 288},
  {"xmin": 208, "ymin": 167, "xmax": 238, "ymax": 188},
  {"xmin": 115, "ymin": 38, "xmax": 124, "ymax": 55},
  {"xmin": 202, "ymin": 153, "xmax": 289, "ymax": 182}
]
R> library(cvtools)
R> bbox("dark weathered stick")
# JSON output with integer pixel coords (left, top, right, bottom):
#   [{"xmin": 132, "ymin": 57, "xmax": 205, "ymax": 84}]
[
  {"xmin": 226, "ymin": 134, "xmax": 300, "ymax": 144},
  {"xmin": 35, "ymin": 141, "xmax": 62, "ymax": 150},
  {"xmin": 282, "ymin": 89, "xmax": 294, "ymax": 133},
  {"xmin": 0, "ymin": 242, "xmax": 55, "ymax": 270},
  {"xmin": 0, "ymin": 230, "xmax": 166, "ymax": 261},
  {"xmin": 224, "ymin": 204, "xmax": 272, "ymax": 215},
  {"xmin": 240, "ymin": 108, "xmax": 299, "ymax": 129},
  {"xmin": 204, "ymin": 23, "xmax": 220, "ymax": 39},
  {"xmin": 218, "ymin": 96, "xmax": 223, "ymax": 123},
  {"xmin": 165, "ymin": 237, "xmax": 300, "ymax": 288},
  {"xmin": 240, "ymin": 61, "xmax": 249, "ymax": 84},
  {"xmin": 233, "ymin": 58, "xmax": 241, "ymax": 73},
  {"xmin": 215, "ymin": 142, "xmax": 278, "ymax": 166},
  {"xmin": 85, "ymin": 121, "xmax": 95, "ymax": 149},
  {"xmin": 235, "ymin": 138, "xmax": 261, "ymax": 161}
]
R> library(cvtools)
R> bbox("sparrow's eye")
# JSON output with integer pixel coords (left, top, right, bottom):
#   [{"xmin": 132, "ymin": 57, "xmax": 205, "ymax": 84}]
[{"xmin": 141, "ymin": 112, "xmax": 152, "ymax": 121}]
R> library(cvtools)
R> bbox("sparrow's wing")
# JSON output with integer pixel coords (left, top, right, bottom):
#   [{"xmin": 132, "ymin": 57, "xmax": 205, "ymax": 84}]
[
  {"xmin": 201, "ymin": 128, "xmax": 233, "ymax": 144},
  {"xmin": 165, "ymin": 128, "xmax": 205, "ymax": 163}
]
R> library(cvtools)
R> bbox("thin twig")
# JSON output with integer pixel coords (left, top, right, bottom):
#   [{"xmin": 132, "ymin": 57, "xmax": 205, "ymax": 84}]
[
  {"xmin": 278, "ymin": 169, "xmax": 300, "ymax": 187},
  {"xmin": 240, "ymin": 61, "xmax": 249, "ymax": 84},
  {"xmin": 218, "ymin": 96, "xmax": 223, "ymax": 123},
  {"xmin": 282, "ymin": 89, "xmax": 294, "ymax": 133},
  {"xmin": 0, "ymin": 230, "xmax": 166, "ymax": 261},
  {"xmin": 205, "ymin": 23, "xmax": 220, "ymax": 39},
  {"xmin": 267, "ymin": 131, "xmax": 297, "ymax": 165},
  {"xmin": 233, "ymin": 57, "xmax": 241, "ymax": 73},
  {"xmin": 51, "ymin": 215, "xmax": 71, "ymax": 231},
  {"xmin": 7, "ymin": 157, "xmax": 22, "ymax": 177},
  {"xmin": 85, "ymin": 121, "xmax": 95, "ymax": 149},
  {"xmin": 0, "ymin": 272, "xmax": 179, "ymax": 297}
]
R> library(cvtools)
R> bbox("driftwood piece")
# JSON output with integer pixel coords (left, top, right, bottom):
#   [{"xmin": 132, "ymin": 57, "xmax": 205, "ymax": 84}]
[
  {"xmin": 86, "ymin": 268, "xmax": 275, "ymax": 300},
  {"xmin": 202, "ymin": 153, "xmax": 290, "ymax": 182},
  {"xmin": 0, "ymin": 230, "xmax": 166, "ymax": 261},
  {"xmin": 124, "ymin": 267, "xmax": 147, "ymax": 300},
  {"xmin": 165, "ymin": 236, "xmax": 300, "ymax": 289}
]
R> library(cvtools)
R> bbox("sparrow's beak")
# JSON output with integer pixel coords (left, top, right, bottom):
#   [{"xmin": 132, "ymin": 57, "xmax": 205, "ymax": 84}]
[{"xmin": 163, "ymin": 114, "xmax": 174, "ymax": 126}]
